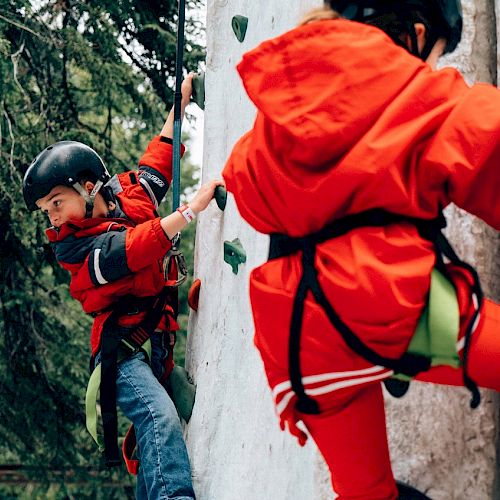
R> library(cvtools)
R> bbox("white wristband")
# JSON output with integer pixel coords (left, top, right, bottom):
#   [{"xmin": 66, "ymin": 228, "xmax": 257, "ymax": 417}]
[{"xmin": 177, "ymin": 204, "xmax": 196, "ymax": 223}]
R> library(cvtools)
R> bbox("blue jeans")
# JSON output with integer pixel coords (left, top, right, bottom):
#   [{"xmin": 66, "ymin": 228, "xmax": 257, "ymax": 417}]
[{"xmin": 116, "ymin": 337, "xmax": 195, "ymax": 500}]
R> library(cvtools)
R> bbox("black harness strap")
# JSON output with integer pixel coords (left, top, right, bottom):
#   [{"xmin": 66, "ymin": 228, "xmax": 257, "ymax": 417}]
[
  {"xmin": 99, "ymin": 322, "xmax": 124, "ymax": 467},
  {"xmin": 97, "ymin": 286, "xmax": 172, "ymax": 467},
  {"xmin": 434, "ymin": 232, "xmax": 483, "ymax": 408},
  {"xmin": 269, "ymin": 209, "xmax": 482, "ymax": 414}
]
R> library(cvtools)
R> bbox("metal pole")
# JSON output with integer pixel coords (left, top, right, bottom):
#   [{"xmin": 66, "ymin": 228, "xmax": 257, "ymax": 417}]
[{"xmin": 172, "ymin": 0, "xmax": 186, "ymax": 212}]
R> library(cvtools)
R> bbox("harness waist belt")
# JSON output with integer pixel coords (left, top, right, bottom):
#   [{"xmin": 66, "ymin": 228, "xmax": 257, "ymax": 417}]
[{"xmin": 268, "ymin": 209, "xmax": 482, "ymax": 414}]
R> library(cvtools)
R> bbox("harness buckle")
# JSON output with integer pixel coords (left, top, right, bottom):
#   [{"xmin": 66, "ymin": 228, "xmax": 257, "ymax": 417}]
[{"xmin": 163, "ymin": 234, "xmax": 188, "ymax": 287}]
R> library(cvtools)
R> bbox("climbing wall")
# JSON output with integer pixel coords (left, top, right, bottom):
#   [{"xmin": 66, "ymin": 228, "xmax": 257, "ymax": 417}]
[
  {"xmin": 186, "ymin": 1, "xmax": 500, "ymax": 499},
  {"xmin": 185, "ymin": 2, "xmax": 326, "ymax": 500}
]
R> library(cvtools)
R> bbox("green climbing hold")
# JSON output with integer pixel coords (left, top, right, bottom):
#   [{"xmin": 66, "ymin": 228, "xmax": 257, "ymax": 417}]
[
  {"xmin": 224, "ymin": 238, "xmax": 247, "ymax": 274},
  {"xmin": 232, "ymin": 15, "xmax": 248, "ymax": 43},
  {"xmin": 170, "ymin": 366, "xmax": 196, "ymax": 423},
  {"xmin": 191, "ymin": 71, "xmax": 205, "ymax": 110},
  {"xmin": 214, "ymin": 185, "xmax": 227, "ymax": 211}
]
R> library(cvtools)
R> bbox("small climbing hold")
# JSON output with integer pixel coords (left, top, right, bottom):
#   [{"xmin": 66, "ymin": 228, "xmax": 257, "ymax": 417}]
[
  {"xmin": 232, "ymin": 15, "xmax": 248, "ymax": 43},
  {"xmin": 188, "ymin": 278, "xmax": 201, "ymax": 311},
  {"xmin": 214, "ymin": 185, "xmax": 227, "ymax": 211},
  {"xmin": 383, "ymin": 378, "xmax": 410, "ymax": 398},
  {"xmin": 396, "ymin": 481, "xmax": 431, "ymax": 500},
  {"xmin": 224, "ymin": 238, "xmax": 247, "ymax": 274},
  {"xmin": 170, "ymin": 366, "xmax": 196, "ymax": 423},
  {"xmin": 191, "ymin": 71, "xmax": 205, "ymax": 110}
]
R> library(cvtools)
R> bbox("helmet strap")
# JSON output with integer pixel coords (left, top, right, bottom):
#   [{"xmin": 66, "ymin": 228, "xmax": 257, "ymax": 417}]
[
  {"xmin": 408, "ymin": 23, "xmax": 421, "ymax": 57},
  {"xmin": 420, "ymin": 30, "xmax": 439, "ymax": 61},
  {"xmin": 401, "ymin": 16, "xmax": 438, "ymax": 62},
  {"xmin": 72, "ymin": 180, "xmax": 104, "ymax": 218}
]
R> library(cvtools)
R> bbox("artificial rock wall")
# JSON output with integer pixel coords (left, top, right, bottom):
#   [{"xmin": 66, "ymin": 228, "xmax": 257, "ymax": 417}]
[{"xmin": 185, "ymin": 1, "xmax": 500, "ymax": 499}]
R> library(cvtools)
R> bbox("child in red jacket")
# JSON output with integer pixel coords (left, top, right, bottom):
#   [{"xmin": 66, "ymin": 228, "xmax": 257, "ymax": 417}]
[
  {"xmin": 23, "ymin": 74, "xmax": 223, "ymax": 499},
  {"xmin": 224, "ymin": 1, "xmax": 500, "ymax": 499}
]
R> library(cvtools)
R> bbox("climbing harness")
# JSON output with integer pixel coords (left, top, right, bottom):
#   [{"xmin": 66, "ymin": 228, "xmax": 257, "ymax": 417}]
[
  {"xmin": 268, "ymin": 209, "xmax": 483, "ymax": 414},
  {"xmin": 86, "ymin": 287, "xmax": 175, "ymax": 466},
  {"xmin": 163, "ymin": 234, "xmax": 188, "ymax": 287}
]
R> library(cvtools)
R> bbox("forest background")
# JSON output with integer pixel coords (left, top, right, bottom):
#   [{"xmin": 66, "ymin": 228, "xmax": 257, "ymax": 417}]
[{"xmin": 0, "ymin": 0, "xmax": 204, "ymax": 497}]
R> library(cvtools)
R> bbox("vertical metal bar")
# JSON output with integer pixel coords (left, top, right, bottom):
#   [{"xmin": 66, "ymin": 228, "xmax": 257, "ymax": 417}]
[{"xmin": 173, "ymin": 0, "xmax": 186, "ymax": 212}]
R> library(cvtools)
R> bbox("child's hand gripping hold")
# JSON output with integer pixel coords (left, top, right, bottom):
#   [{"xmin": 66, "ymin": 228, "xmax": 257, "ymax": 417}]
[{"xmin": 160, "ymin": 179, "xmax": 226, "ymax": 239}]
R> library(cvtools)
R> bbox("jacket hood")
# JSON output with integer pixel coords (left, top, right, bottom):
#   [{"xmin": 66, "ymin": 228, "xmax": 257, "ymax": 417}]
[
  {"xmin": 224, "ymin": 19, "xmax": 469, "ymax": 236},
  {"xmin": 237, "ymin": 19, "xmax": 430, "ymax": 168}
]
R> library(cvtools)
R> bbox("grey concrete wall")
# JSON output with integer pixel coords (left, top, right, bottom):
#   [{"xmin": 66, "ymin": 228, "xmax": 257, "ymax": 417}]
[{"xmin": 186, "ymin": 1, "xmax": 500, "ymax": 499}]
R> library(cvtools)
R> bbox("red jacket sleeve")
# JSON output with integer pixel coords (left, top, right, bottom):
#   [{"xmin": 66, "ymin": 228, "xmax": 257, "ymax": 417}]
[
  {"xmin": 138, "ymin": 136, "xmax": 186, "ymax": 183},
  {"xmin": 124, "ymin": 217, "xmax": 172, "ymax": 273},
  {"xmin": 137, "ymin": 135, "xmax": 186, "ymax": 208},
  {"xmin": 68, "ymin": 218, "xmax": 171, "ymax": 291},
  {"xmin": 423, "ymin": 84, "xmax": 500, "ymax": 230}
]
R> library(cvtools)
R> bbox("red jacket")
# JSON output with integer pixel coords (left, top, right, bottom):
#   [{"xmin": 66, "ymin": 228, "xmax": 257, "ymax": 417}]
[
  {"xmin": 47, "ymin": 136, "xmax": 183, "ymax": 354},
  {"xmin": 223, "ymin": 20, "xmax": 500, "ymax": 417}
]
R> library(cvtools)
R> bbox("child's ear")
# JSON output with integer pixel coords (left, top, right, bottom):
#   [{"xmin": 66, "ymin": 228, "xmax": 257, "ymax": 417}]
[{"xmin": 83, "ymin": 181, "xmax": 95, "ymax": 194}]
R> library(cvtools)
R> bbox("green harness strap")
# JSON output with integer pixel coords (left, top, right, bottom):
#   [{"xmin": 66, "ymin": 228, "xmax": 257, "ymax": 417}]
[
  {"xmin": 393, "ymin": 269, "xmax": 460, "ymax": 382},
  {"xmin": 85, "ymin": 340, "xmax": 152, "ymax": 451}
]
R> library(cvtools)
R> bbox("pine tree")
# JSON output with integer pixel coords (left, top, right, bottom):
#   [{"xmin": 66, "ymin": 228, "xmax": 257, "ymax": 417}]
[{"xmin": 0, "ymin": 1, "xmax": 203, "ymax": 496}]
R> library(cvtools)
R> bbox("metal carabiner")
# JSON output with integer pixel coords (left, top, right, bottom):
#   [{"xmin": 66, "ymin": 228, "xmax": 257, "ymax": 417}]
[{"xmin": 163, "ymin": 233, "xmax": 188, "ymax": 287}]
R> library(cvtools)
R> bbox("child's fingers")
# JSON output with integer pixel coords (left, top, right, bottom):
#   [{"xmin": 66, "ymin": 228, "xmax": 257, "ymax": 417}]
[{"xmin": 210, "ymin": 179, "xmax": 225, "ymax": 188}]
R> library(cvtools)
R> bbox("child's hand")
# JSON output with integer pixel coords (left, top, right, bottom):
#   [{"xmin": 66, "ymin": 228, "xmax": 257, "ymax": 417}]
[
  {"xmin": 190, "ymin": 179, "xmax": 225, "ymax": 214},
  {"xmin": 160, "ymin": 73, "xmax": 196, "ymax": 138},
  {"xmin": 181, "ymin": 73, "xmax": 195, "ymax": 106}
]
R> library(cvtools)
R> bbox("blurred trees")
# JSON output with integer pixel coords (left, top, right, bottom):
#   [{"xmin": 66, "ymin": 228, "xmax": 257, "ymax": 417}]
[{"xmin": 0, "ymin": 0, "xmax": 203, "ymax": 496}]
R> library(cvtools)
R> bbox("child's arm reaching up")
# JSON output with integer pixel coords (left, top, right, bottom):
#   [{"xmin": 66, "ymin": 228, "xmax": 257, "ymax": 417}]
[
  {"xmin": 137, "ymin": 74, "xmax": 195, "ymax": 208},
  {"xmin": 159, "ymin": 73, "xmax": 193, "ymax": 140},
  {"xmin": 160, "ymin": 179, "xmax": 225, "ymax": 239}
]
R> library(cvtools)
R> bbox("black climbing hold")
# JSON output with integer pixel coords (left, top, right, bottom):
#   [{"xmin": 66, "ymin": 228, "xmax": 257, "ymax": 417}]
[
  {"xmin": 396, "ymin": 481, "xmax": 432, "ymax": 500},
  {"xmin": 191, "ymin": 71, "xmax": 205, "ymax": 110},
  {"xmin": 232, "ymin": 15, "xmax": 248, "ymax": 43},
  {"xmin": 383, "ymin": 378, "xmax": 410, "ymax": 398},
  {"xmin": 224, "ymin": 238, "xmax": 247, "ymax": 274},
  {"xmin": 214, "ymin": 185, "xmax": 227, "ymax": 211}
]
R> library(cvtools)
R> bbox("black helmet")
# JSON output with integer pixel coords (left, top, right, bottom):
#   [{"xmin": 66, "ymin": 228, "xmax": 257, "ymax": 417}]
[
  {"xmin": 23, "ymin": 141, "xmax": 110, "ymax": 214},
  {"xmin": 327, "ymin": 0, "xmax": 462, "ymax": 56}
]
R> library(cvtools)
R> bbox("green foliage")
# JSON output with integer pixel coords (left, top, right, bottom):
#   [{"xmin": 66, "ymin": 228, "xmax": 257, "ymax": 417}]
[{"xmin": 0, "ymin": 0, "xmax": 204, "ymax": 495}]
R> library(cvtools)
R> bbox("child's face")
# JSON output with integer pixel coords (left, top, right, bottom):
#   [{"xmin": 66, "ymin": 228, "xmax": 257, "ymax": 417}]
[{"xmin": 36, "ymin": 185, "xmax": 86, "ymax": 227}]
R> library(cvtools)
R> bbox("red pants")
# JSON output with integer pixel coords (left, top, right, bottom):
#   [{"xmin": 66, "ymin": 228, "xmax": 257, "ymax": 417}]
[{"xmin": 301, "ymin": 298, "xmax": 500, "ymax": 500}]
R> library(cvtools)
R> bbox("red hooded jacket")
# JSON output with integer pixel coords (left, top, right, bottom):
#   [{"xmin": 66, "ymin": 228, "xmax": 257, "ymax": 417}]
[
  {"xmin": 47, "ymin": 136, "xmax": 184, "ymax": 354},
  {"xmin": 223, "ymin": 20, "xmax": 500, "ymax": 419}
]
